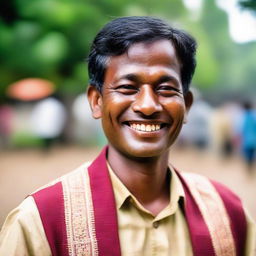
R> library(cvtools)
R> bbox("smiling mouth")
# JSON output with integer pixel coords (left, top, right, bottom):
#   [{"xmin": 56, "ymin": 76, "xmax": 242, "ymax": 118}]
[{"xmin": 123, "ymin": 122, "xmax": 168, "ymax": 132}]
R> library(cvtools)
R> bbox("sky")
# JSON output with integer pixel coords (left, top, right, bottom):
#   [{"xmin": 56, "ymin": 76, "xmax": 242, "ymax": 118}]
[{"xmin": 183, "ymin": 0, "xmax": 256, "ymax": 43}]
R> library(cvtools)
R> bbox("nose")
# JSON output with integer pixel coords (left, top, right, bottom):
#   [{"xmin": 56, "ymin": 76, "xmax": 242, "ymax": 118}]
[{"xmin": 132, "ymin": 85, "xmax": 162, "ymax": 116}]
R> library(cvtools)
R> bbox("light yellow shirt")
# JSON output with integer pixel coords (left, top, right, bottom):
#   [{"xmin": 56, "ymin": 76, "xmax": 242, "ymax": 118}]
[
  {"xmin": 0, "ymin": 164, "xmax": 255, "ymax": 256},
  {"xmin": 108, "ymin": 164, "xmax": 193, "ymax": 256},
  {"xmin": 0, "ymin": 196, "xmax": 51, "ymax": 256}
]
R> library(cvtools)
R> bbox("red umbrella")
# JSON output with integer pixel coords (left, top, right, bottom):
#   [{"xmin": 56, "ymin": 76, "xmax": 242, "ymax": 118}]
[{"xmin": 7, "ymin": 78, "xmax": 55, "ymax": 101}]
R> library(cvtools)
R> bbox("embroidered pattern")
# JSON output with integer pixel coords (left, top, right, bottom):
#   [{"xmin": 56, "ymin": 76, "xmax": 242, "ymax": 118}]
[
  {"xmin": 182, "ymin": 173, "xmax": 236, "ymax": 256},
  {"xmin": 62, "ymin": 163, "xmax": 98, "ymax": 256}
]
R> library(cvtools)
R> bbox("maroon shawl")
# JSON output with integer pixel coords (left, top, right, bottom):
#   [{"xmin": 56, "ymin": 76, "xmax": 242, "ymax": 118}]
[{"xmin": 33, "ymin": 146, "xmax": 247, "ymax": 256}]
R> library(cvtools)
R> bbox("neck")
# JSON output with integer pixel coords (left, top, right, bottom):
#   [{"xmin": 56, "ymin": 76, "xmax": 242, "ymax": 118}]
[{"xmin": 107, "ymin": 146, "xmax": 170, "ymax": 215}]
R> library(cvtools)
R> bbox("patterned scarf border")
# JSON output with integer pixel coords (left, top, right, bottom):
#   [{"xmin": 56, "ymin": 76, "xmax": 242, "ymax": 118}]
[
  {"xmin": 62, "ymin": 165, "xmax": 98, "ymax": 256},
  {"xmin": 180, "ymin": 173, "xmax": 236, "ymax": 256},
  {"xmin": 88, "ymin": 146, "xmax": 122, "ymax": 256}
]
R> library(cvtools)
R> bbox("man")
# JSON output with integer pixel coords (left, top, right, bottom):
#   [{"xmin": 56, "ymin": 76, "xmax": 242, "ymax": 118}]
[{"xmin": 0, "ymin": 16, "xmax": 255, "ymax": 256}]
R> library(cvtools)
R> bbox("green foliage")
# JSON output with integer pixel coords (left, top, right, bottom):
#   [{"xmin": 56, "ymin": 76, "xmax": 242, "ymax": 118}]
[
  {"xmin": 10, "ymin": 132, "xmax": 44, "ymax": 148},
  {"xmin": 0, "ymin": 0, "xmax": 255, "ymax": 100},
  {"xmin": 239, "ymin": 0, "xmax": 256, "ymax": 13},
  {"xmin": 32, "ymin": 32, "xmax": 68, "ymax": 65},
  {"xmin": 190, "ymin": 27, "xmax": 219, "ymax": 88}
]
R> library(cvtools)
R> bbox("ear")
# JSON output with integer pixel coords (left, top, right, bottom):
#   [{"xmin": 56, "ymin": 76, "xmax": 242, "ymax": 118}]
[
  {"xmin": 87, "ymin": 85, "xmax": 103, "ymax": 119},
  {"xmin": 183, "ymin": 91, "xmax": 193, "ymax": 124}
]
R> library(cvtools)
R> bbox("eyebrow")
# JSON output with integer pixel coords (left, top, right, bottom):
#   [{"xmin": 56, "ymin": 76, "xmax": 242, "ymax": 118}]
[
  {"xmin": 157, "ymin": 75, "xmax": 178, "ymax": 85},
  {"xmin": 118, "ymin": 74, "xmax": 140, "ymax": 83},
  {"xmin": 118, "ymin": 74, "xmax": 179, "ymax": 85}
]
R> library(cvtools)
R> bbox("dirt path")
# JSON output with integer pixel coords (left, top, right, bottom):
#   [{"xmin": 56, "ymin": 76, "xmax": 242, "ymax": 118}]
[{"xmin": 0, "ymin": 145, "xmax": 255, "ymax": 227}]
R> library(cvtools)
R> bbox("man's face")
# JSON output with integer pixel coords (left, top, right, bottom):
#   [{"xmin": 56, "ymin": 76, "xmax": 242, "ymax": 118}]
[{"xmin": 88, "ymin": 39, "xmax": 193, "ymax": 158}]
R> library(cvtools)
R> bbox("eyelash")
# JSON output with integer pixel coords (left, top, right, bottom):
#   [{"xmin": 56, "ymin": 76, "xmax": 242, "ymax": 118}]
[
  {"xmin": 157, "ymin": 85, "xmax": 181, "ymax": 93},
  {"xmin": 115, "ymin": 84, "xmax": 181, "ymax": 96},
  {"xmin": 117, "ymin": 85, "xmax": 137, "ymax": 90},
  {"xmin": 115, "ymin": 85, "xmax": 138, "ymax": 95}
]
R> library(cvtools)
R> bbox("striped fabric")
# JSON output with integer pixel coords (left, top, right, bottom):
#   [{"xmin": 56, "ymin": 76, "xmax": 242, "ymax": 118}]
[{"xmin": 33, "ymin": 146, "xmax": 247, "ymax": 256}]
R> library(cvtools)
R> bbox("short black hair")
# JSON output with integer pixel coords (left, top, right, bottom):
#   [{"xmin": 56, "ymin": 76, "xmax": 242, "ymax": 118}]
[{"xmin": 87, "ymin": 16, "xmax": 197, "ymax": 94}]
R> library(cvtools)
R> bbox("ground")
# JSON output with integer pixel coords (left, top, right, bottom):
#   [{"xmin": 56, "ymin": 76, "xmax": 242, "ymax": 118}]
[{"xmin": 0, "ymin": 145, "xmax": 255, "ymax": 227}]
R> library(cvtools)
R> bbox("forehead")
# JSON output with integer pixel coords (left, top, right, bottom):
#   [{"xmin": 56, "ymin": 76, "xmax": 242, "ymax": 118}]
[
  {"xmin": 104, "ymin": 39, "xmax": 181, "ymax": 83},
  {"xmin": 126, "ymin": 39, "xmax": 179, "ymax": 65}
]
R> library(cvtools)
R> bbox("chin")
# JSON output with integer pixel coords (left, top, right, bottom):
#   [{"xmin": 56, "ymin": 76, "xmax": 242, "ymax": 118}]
[{"xmin": 124, "ymin": 143, "xmax": 169, "ymax": 159}]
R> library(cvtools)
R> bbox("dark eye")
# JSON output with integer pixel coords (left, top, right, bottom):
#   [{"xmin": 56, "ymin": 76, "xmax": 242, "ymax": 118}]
[
  {"xmin": 157, "ymin": 85, "xmax": 181, "ymax": 96},
  {"xmin": 115, "ymin": 85, "xmax": 138, "ymax": 95}
]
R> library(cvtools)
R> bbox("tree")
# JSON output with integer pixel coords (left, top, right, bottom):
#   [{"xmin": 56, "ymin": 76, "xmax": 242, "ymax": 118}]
[
  {"xmin": 0, "ymin": 0, "xmax": 255, "ymax": 102},
  {"xmin": 0, "ymin": 0, "xmax": 187, "ymax": 100},
  {"xmin": 239, "ymin": 0, "xmax": 256, "ymax": 13}
]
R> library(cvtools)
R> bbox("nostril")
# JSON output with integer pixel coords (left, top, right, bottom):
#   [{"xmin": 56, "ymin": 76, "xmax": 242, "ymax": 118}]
[
  {"xmin": 131, "ymin": 86, "xmax": 163, "ymax": 115},
  {"xmin": 132, "ymin": 98, "xmax": 162, "ymax": 114},
  {"xmin": 133, "ymin": 104, "xmax": 162, "ymax": 115}
]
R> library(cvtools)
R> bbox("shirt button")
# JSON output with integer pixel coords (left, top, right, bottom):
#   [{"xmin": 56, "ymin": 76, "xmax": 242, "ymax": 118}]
[{"xmin": 153, "ymin": 222, "xmax": 159, "ymax": 229}]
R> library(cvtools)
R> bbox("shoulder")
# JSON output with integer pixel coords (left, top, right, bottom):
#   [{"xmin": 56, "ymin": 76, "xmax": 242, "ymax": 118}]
[
  {"xmin": 179, "ymin": 171, "xmax": 241, "ymax": 204},
  {"xmin": 1, "ymin": 196, "xmax": 42, "ymax": 229},
  {"xmin": 178, "ymin": 171, "xmax": 246, "ymax": 224},
  {"xmin": 179, "ymin": 172, "xmax": 247, "ymax": 238},
  {"xmin": 0, "ymin": 197, "xmax": 51, "ymax": 255},
  {"xmin": 28, "ymin": 161, "xmax": 93, "ymax": 254},
  {"xmin": 30, "ymin": 161, "xmax": 92, "ymax": 227},
  {"xmin": 175, "ymin": 170, "xmax": 255, "ymax": 255}
]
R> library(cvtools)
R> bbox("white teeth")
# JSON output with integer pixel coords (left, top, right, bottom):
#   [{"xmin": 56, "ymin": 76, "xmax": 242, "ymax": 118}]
[{"xmin": 129, "ymin": 123, "xmax": 162, "ymax": 132}]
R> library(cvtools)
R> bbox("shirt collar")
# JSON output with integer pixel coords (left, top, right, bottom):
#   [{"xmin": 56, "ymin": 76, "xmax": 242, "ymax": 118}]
[{"xmin": 107, "ymin": 162, "xmax": 185, "ymax": 215}]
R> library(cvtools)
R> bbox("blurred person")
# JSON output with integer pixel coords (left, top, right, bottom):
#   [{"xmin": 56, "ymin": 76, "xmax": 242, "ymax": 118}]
[
  {"xmin": 224, "ymin": 102, "xmax": 244, "ymax": 154},
  {"xmin": 179, "ymin": 97, "xmax": 212, "ymax": 149},
  {"xmin": 209, "ymin": 103, "xmax": 234, "ymax": 157},
  {"xmin": 72, "ymin": 93, "xmax": 105, "ymax": 145},
  {"xmin": 0, "ymin": 16, "xmax": 255, "ymax": 256},
  {"xmin": 0, "ymin": 102, "xmax": 13, "ymax": 149},
  {"xmin": 240, "ymin": 101, "xmax": 256, "ymax": 171},
  {"xmin": 29, "ymin": 95, "xmax": 67, "ymax": 150}
]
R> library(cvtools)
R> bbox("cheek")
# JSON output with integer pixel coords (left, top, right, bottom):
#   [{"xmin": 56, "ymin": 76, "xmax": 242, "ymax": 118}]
[
  {"xmin": 163, "ymin": 98, "xmax": 186, "ymax": 120},
  {"xmin": 104, "ymin": 95, "xmax": 132, "ymax": 115},
  {"xmin": 101, "ymin": 96, "xmax": 131, "ymax": 126}
]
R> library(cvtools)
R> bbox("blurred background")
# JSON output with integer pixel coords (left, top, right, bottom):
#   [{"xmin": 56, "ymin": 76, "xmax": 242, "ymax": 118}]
[{"xmin": 0, "ymin": 0, "xmax": 256, "ymax": 227}]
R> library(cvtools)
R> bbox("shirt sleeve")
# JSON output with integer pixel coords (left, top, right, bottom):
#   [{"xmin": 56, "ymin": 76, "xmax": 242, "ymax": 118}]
[
  {"xmin": 244, "ymin": 206, "xmax": 256, "ymax": 256},
  {"xmin": 0, "ymin": 196, "xmax": 51, "ymax": 256}
]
